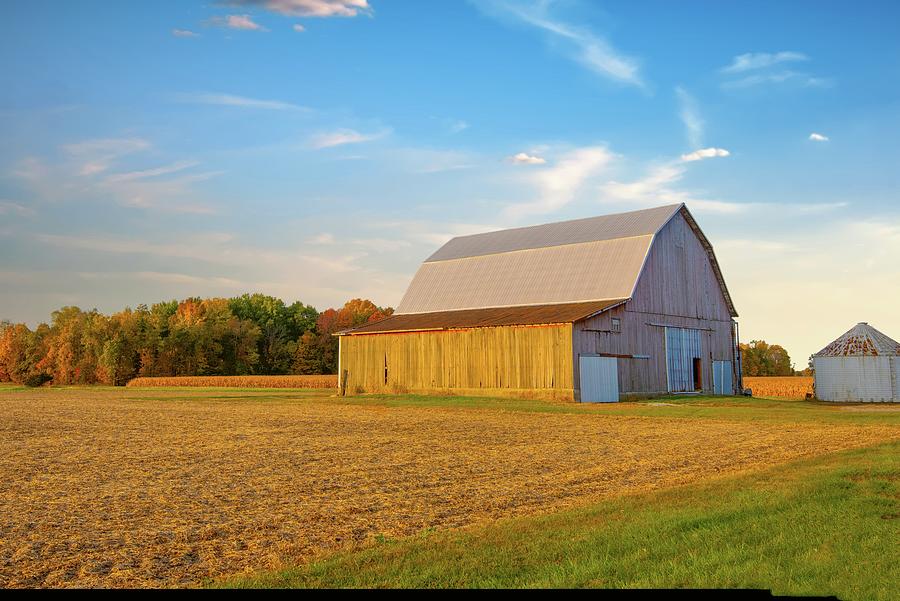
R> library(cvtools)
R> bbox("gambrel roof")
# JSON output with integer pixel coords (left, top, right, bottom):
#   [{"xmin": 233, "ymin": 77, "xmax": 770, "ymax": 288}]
[
  {"xmin": 397, "ymin": 203, "xmax": 736, "ymax": 316},
  {"xmin": 397, "ymin": 204, "xmax": 682, "ymax": 314},
  {"xmin": 340, "ymin": 203, "xmax": 736, "ymax": 335}
]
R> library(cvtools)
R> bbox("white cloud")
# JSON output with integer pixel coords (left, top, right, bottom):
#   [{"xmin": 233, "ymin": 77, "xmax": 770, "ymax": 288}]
[
  {"xmin": 172, "ymin": 29, "xmax": 199, "ymax": 37},
  {"xmin": 104, "ymin": 160, "xmax": 200, "ymax": 183},
  {"xmin": 721, "ymin": 51, "xmax": 808, "ymax": 73},
  {"xmin": 508, "ymin": 152, "xmax": 546, "ymax": 165},
  {"xmin": 220, "ymin": 0, "xmax": 372, "ymax": 17},
  {"xmin": 723, "ymin": 70, "xmax": 832, "ymax": 89},
  {"xmin": 680, "ymin": 148, "xmax": 730, "ymax": 162},
  {"xmin": 307, "ymin": 232, "xmax": 335, "ymax": 244},
  {"xmin": 173, "ymin": 92, "xmax": 310, "ymax": 111},
  {"xmin": 0, "ymin": 201, "xmax": 35, "ymax": 217},
  {"xmin": 293, "ymin": 23, "xmax": 306, "ymax": 32},
  {"xmin": 209, "ymin": 14, "xmax": 269, "ymax": 31},
  {"xmin": 504, "ymin": 146, "xmax": 615, "ymax": 218},
  {"xmin": 449, "ymin": 120, "xmax": 469, "ymax": 134},
  {"xmin": 475, "ymin": 1, "xmax": 644, "ymax": 88},
  {"xmin": 675, "ymin": 86, "xmax": 703, "ymax": 149},
  {"xmin": 62, "ymin": 137, "xmax": 151, "ymax": 176},
  {"xmin": 309, "ymin": 128, "xmax": 389, "ymax": 149},
  {"xmin": 809, "ymin": 132, "xmax": 829, "ymax": 142}
]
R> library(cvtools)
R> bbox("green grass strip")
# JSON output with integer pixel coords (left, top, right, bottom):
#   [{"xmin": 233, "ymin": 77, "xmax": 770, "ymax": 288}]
[{"xmin": 216, "ymin": 441, "xmax": 900, "ymax": 597}]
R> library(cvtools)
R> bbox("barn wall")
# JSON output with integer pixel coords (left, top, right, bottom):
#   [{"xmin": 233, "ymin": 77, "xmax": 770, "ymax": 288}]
[
  {"xmin": 573, "ymin": 306, "xmax": 735, "ymax": 397},
  {"xmin": 572, "ymin": 212, "xmax": 737, "ymax": 398},
  {"xmin": 628, "ymin": 211, "xmax": 734, "ymax": 321},
  {"xmin": 339, "ymin": 324, "xmax": 574, "ymax": 399}
]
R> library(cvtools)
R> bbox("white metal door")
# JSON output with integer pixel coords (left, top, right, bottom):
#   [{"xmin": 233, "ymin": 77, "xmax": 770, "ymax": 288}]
[
  {"xmin": 579, "ymin": 356, "xmax": 618, "ymax": 403},
  {"xmin": 713, "ymin": 360, "xmax": 733, "ymax": 395}
]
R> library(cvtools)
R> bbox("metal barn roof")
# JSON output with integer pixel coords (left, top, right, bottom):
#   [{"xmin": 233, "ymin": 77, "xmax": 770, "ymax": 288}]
[
  {"xmin": 813, "ymin": 323, "xmax": 900, "ymax": 357},
  {"xmin": 340, "ymin": 299, "xmax": 626, "ymax": 335},
  {"xmin": 396, "ymin": 204, "xmax": 683, "ymax": 315}
]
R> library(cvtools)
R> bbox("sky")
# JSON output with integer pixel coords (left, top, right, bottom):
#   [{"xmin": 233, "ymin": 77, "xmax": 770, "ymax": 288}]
[{"xmin": 1, "ymin": 0, "xmax": 899, "ymax": 365}]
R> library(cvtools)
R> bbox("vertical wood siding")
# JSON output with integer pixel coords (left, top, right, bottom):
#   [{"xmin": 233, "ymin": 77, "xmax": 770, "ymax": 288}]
[
  {"xmin": 340, "ymin": 324, "xmax": 574, "ymax": 397},
  {"xmin": 573, "ymin": 212, "xmax": 737, "ymax": 397}
]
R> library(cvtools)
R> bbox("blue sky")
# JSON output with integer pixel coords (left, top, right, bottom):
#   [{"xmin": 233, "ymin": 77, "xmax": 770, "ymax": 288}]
[{"xmin": 2, "ymin": 0, "xmax": 899, "ymax": 363}]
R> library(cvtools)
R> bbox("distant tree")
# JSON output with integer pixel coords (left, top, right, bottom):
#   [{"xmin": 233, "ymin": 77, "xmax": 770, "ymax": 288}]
[
  {"xmin": 228, "ymin": 294, "xmax": 318, "ymax": 374},
  {"xmin": 740, "ymin": 340, "xmax": 794, "ymax": 376},
  {"xmin": 298, "ymin": 299, "xmax": 394, "ymax": 375}
]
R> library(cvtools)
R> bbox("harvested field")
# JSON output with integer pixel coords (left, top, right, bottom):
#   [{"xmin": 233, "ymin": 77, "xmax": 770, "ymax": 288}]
[
  {"xmin": 0, "ymin": 387, "xmax": 897, "ymax": 588},
  {"xmin": 744, "ymin": 376, "xmax": 814, "ymax": 399},
  {"xmin": 126, "ymin": 375, "xmax": 337, "ymax": 389}
]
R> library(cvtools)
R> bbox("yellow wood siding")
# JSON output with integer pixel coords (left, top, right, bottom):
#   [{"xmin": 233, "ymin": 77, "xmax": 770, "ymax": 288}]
[{"xmin": 340, "ymin": 324, "xmax": 574, "ymax": 399}]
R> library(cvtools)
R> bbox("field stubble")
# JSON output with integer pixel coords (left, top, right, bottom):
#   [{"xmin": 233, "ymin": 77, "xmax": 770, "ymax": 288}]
[{"xmin": 0, "ymin": 387, "xmax": 896, "ymax": 588}]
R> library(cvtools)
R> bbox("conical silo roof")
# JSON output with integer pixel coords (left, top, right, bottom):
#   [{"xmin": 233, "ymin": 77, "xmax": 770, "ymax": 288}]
[{"xmin": 813, "ymin": 322, "xmax": 900, "ymax": 357}]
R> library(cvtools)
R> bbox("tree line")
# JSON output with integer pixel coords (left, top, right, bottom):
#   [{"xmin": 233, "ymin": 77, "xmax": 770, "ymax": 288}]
[
  {"xmin": 739, "ymin": 340, "xmax": 808, "ymax": 376},
  {"xmin": 0, "ymin": 295, "xmax": 393, "ymax": 386}
]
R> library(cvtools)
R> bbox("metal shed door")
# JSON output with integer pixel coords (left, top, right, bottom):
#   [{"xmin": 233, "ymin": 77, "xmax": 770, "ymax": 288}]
[
  {"xmin": 713, "ymin": 360, "xmax": 733, "ymax": 395},
  {"xmin": 580, "ymin": 356, "xmax": 618, "ymax": 403}
]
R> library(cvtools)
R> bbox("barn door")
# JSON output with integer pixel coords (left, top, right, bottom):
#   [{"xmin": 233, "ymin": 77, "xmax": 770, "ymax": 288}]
[
  {"xmin": 579, "ymin": 356, "xmax": 618, "ymax": 403},
  {"xmin": 713, "ymin": 360, "xmax": 733, "ymax": 395},
  {"xmin": 665, "ymin": 327, "xmax": 702, "ymax": 392}
]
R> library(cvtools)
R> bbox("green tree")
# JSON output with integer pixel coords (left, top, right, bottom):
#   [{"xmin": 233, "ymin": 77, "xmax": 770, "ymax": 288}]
[{"xmin": 740, "ymin": 340, "xmax": 794, "ymax": 376}]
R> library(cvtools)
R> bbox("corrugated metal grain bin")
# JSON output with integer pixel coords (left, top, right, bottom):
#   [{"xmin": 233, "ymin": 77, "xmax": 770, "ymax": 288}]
[{"xmin": 812, "ymin": 322, "xmax": 900, "ymax": 402}]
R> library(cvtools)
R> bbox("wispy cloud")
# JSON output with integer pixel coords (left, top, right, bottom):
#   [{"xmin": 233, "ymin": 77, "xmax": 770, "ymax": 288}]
[
  {"xmin": 104, "ymin": 160, "xmax": 200, "ymax": 183},
  {"xmin": 474, "ymin": 1, "xmax": 644, "ymax": 88},
  {"xmin": 719, "ymin": 52, "xmax": 830, "ymax": 90},
  {"xmin": 508, "ymin": 152, "xmax": 546, "ymax": 165},
  {"xmin": 722, "ymin": 70, "xmax": 833, "ymax": 89},
  {"xmin": 0, "ymin": 201, "xmax": 35, "ymax": 217},
  {"xmin": 292, "ymin": 23, "xmax": 306, "ymax": 32},
  {"xmin": 504, "ymin": 146, "xmax": 615, "ymax": 218},
  {"xmin": 172, "ymin": 29, "xmax": 199, "ymax": 38},
  {"xmin": 680, "ymin": 148, "xmax": 730, "ymax": 162},
  {"xmin": 173, "ymin": 92, "xmax": 311, "ymax": 111},
  {"xmin": 449, "ymin": 120, "xmax": 469, "ymax": 134},
  {"xmin": 62, "ymin": 137, "xmax": 151, "ymax": 176},
  {"xmin": 220, "ymin": 0, "xmax": 372, "ymax": 18},
  {"xmin": 721, "ymin": 51, "xmax": 808, "ymax": 74},
  {"xmin": 601, "ymin": 156, "xmax": 848, "ymax": 216},
  {"xmin": 208, "ymin": 14, "xmax": 269, "ymax": 31},
  {"xmin": 675, "ymin": 86, "xmax": 703, "ymax": 149},
  {"xmin": 809, "ymin": 132, "xmax": 829, "ymax": 142},
  {"xmin": 309, "ymin": 128, "xmax": 390, "ymax": 149}
]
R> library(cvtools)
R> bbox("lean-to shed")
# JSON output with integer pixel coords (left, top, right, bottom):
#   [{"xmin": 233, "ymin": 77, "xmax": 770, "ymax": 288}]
[
  {"xmin": 338, "ymin": 203, "xmax": 741, "ymax": 402},
  {"xmin": 812, "ymin": 323, "xmax": 900, "ymax": 402}
]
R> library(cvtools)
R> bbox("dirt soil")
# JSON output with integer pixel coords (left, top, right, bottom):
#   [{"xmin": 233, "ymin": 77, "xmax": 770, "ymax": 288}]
[{"xmin": 1, "ymin": 388, "xmax": 897, "ymax": 588}]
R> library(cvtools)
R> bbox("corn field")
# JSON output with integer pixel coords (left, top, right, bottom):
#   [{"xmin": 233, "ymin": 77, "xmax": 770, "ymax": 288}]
[
  {"xmin": 126, "ymin": 375, "xmax": 338, "ymax": 389},
  {"xmin": 743, "ymin": 376, "xmax": 814, "ymax": 399}
]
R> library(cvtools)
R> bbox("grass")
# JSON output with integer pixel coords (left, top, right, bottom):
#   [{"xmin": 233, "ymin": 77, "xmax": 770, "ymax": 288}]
[{"xmin": 217, "ymin": 441, "xmax": 900, "ymax": 598}]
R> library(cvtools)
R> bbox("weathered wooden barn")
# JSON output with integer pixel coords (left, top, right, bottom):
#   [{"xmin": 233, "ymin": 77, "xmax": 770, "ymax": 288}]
[
  {"xmin": 812, "ymin": 322, "xmax": 900, "ymax": 402},
  {"xmin": 338, "ymin": 203, "xmax": 741, "ymax": 402}
]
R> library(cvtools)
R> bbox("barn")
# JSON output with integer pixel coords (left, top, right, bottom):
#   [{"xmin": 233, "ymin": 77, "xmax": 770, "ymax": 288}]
[
  {"xmin": 337, "ymin": 203, "xmax": 741, "ymax": 402},
  {"xmin": 812, "ymin": 322, "xmax": 900, "ymax": 402}
]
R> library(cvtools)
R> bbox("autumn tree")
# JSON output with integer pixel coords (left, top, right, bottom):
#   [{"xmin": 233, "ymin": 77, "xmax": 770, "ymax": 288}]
[{"xmin": 740, "ymin": 340, "xmax": 794, "ymax": 376}]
